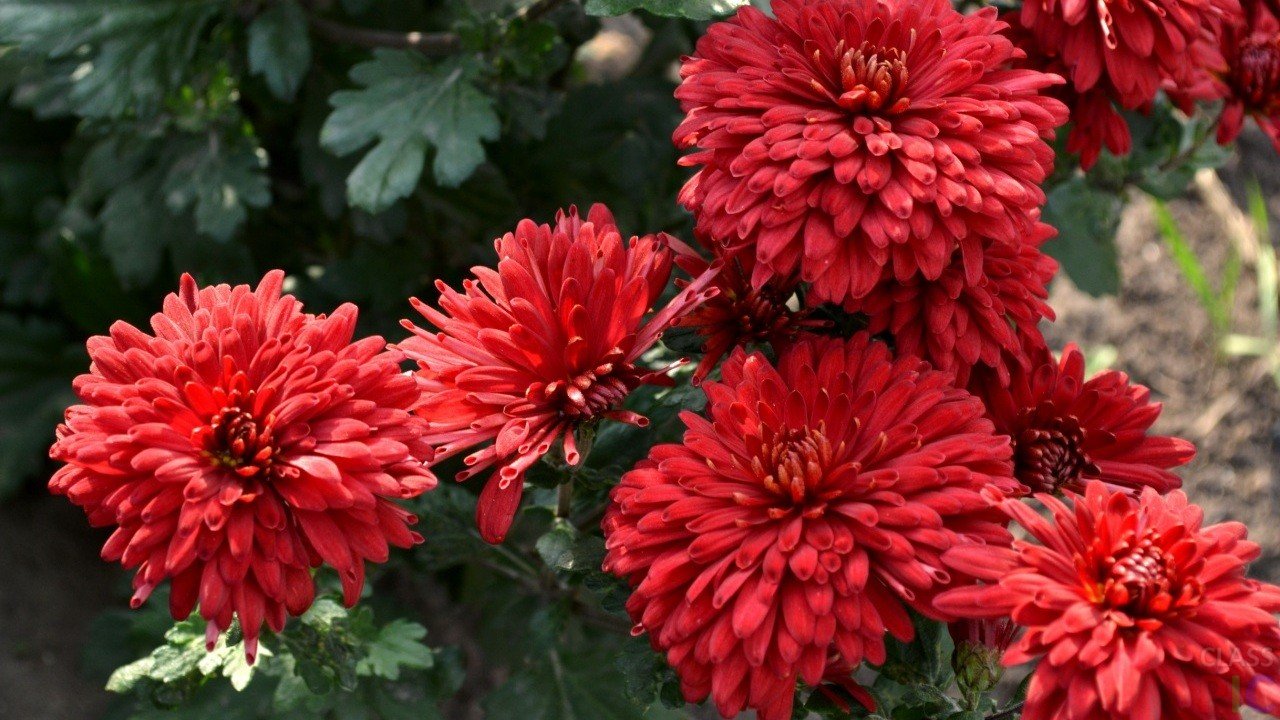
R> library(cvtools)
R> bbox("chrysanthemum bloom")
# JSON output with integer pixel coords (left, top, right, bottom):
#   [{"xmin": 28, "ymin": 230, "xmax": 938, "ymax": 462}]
[
  {"xmin": 49, "ymin": 271, "xmax": 437, "ymax": 661},
  {"xmin": 847, "ymin": 223, "xmax": 1057, "ymax": 386},
  {"xmin": 1007, "ymin": 0, "xmax": 1236, "ymax": 168},
  {"xmin": 602, "ymin": 334, "xmax": 1019, "ymax": 720},
  {"xmin": 970, "ymin": 344, "xmax": 1194, "ymax": 496},
  {"xmin": 671, "ymin": 241, "xmax": 825, "ymax": 385},
  {"xmin": 673, "ymin": 0, "xmax": 1068, "ymax": 307},
  {"xmin": 936, "ymin": 482, "xmax": 1280, "ymax": 720},
  {"xmin": 400, "ymin": 204, "xmax": 717, "ymax": 543},
  {"xmin": 1214, "ymin": 5, "xmax": 1280, "ymax": 150},
  {"xmin": 1018, "ymin": 0, "xmax": 1236, "ymax": 110}
]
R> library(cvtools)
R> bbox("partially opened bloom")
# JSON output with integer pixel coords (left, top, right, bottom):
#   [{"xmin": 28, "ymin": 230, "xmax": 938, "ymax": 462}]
[
  {"xmin": 671, "ymin": 241, "xmax": 824, "ymax": 384},
  {"xmin": 1214, "ymin": 4, "xmax": 1280, "ymax": 150},
  {"xmin": 848, "ymin": 223, "xmax": 1058, "ymax": 386},
  {"xmin": 49, "ymin": 271, "xmax": 436, "ymax": 661},
  {"xmin": 970, "ymin": 344, "xmax": 1194, "ymax": 496},
  {"xmin": 674, "ymin": 0, "xmax": 1067, "ymax": 307},
  {"xmin": 1018, "ymin": 0, "xmax": 1236, "ymax": 109},
  {"xmin": 400, "ymin": 204, "xmax": 716, "ymax": 543},
  {"xmin": 936, "ymin": 482, "xmax": 1280, "ymax": 720},
  {"xmin": 1007, "ymin": 0, "xmax": 1237, "ymax": 168},
  {"xmin": 602, "ymin": 334, "xmax": 1018, "ymax": 720},
  {"xmin": 1001, "ymin": 13, "xmax": 1131, "ymax": 168}
]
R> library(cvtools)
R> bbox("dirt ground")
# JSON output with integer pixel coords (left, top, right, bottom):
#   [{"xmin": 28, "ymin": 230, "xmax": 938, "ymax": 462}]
[{"xmin": 2, "ymin": 130, "xmax": 1278, "ymax": 720}]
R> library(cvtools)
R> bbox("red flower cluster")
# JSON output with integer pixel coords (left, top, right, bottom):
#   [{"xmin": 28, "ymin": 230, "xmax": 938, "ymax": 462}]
[
  {"xmin": 48, "ymin": 2, "xmax": 1269, "ymax": 717},
  {"xmin": 971, "ymin": 344, "xmax": 1195, "ymax": 496},
  {"xmin": 602, "ymin": 335, "xmax": 1019, "ymax": 720},
  {"xmin": 937, "ymin": 482, "xmax": 1280, "ymax": 720},
  {"xmin": 399, "ymin": 204, "xmax": 717, "ymax": 543},
  {"xmin": 674, "ymin": 0, "xmax": 1067, "ymax": 308},
  {"xmin": 49, "ymin": 272, "xmax": 436, "ymax": 660},
  {"xmin": 1008, "ymin": 0, "xmax": 1239, "ymax": 167}
]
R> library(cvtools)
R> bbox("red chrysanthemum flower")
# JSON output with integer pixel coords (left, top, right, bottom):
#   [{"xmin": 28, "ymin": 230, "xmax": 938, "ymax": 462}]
[
  {"xmin": 673, "ymin": 0, "xmax": 1067, "ymax": 307},
  {"xmin": 399, "ymin": 204, "xmax": 716, "ymax": 544},
  {"xmin": 49, "ymin": 271, "xmax": 437, "ymax": 661},
  {"xmin": 1002, "ymin": 13, "xmax": 1135, "ymax": 169},
  {"xmin": 847, "ymin": 222, "xmax": 1058, "ymax": 386},
  {"xmin": 601, "ymin": 334, "xmax": 1019, "ymax": 720},
  {"xmin": 936, "ymin": 482, "xmax": 1280, "ymax": 720},
  {"xmin": 671, "ymin": 241, "xmax": 826, "ymax": 385},
  {"xmin": 970, "ymin": 344, "xmax": 1195, "ymax": 496},
  {"xmin": 1019, "ymin": 0, "xmax": 1237, "ymax": 110},
  {"xmin": 1215, "ymin": 4, "xmax": 1280, "ymax": 150}
]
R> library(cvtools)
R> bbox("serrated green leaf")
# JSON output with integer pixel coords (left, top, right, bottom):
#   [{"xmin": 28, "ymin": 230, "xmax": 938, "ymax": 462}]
[
  {"xmin": 321, "ymin": 51, "xmax": 499, "ymax": 211},
  {"xmin": 247, "ymin": 0, "xmax": 311, "ymax": 101},
  {"xmin": 584, "ymin": 0, "xmax": 748, "ymax": 19},
  {"xmin": 0, "ymin": 0, "xmax": 222, "ymax": 119},
  {"xmin": 161, "ymin": 133, "xmax": 271, "ymax": 242},
  {"xmin": 1042, "ymin": 176, "xmax": 1124, "ymax": 297},
  {"xmin": 357, "ymin": 620, "xmax": 434, "ymax": 681},
  {"xmin": 106, "ymin": 656, "xmax": 156, "ymax": 694}
]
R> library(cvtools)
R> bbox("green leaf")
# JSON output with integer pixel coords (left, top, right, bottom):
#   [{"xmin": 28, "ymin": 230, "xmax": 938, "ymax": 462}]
[
  {"xmin": 247, "ymin": 0, "xmax": 311, "ymax": 101},
  {"xmin": 357, "ymin": 620, "xmax": 435, "ymax": 681},
  {"xmin": 321, "ymin": 51, "xmax": 499, "ymax": 212},
  {"xmin": 1042, "ymin": 176, "xmax": 1124, "ymax": 297},
  {"xmin": 536, "ymin": 520, "xmax": 580, "ymax": 573},
  {"xmin": 68, "ymin": 126, "xmax": 268, "ymax": 284},
  {"xmin": 584, "ymin": 0, "xmax": 749, "ymax": 20},
  {"xmin": 161, "ymin": 132, "xmax": 271, "ymax": 242},
  {"xmin": 484, "ymin": 647, "xmax": 655, "ymax": 720},
  {"xmin": 878, "ymin": 614, "xmax": 955, "ymax": 689},
  {"xmin": 0, "ymin": 0, "xmax": 223, "ymax": 119},
  {"xmin": 0, "ymin": 314, "xmax": 83, "ymax": 495}
]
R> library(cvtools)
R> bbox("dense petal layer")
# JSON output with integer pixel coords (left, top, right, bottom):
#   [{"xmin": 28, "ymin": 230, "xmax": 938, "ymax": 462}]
[
  {"xmin": 675, "ymin": 0, "xmax": 1068, "ymax": 307},
  {"xmin": 50, "ymin": 271, "xmax": 437, "ymax": 658},
  {"xmin": 603, "ymin": 334, "xmax": 1018, "ymax": 720}
]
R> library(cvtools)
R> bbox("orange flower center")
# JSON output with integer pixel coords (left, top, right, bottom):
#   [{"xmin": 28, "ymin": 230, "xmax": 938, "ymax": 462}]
[
  {"xmin": 193, "ymin": 392, "xmax": 277, "ymax": 478},
  {"xmin": 753, "ymin": 425, "xmax": 835, "ymax": 514},
  {"xmin": 1014, "ymin": 412, "xmax": 1097, "ymax": 494},
  {"xmin": 1232, "ymin": 36, "xmax": 1280, "ymax": 113},
  {"xmin": 836, "ymin": 42, "xmax": 910, "ymax": 113},
  {"xmin": 531, "ymin": 353, "xmax": 643, "ymax": 421}
]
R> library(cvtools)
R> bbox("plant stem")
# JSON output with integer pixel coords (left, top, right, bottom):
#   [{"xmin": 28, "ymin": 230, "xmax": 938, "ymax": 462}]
[
  {"xmin": 305, "ymin": 0, "xmax": 571, "ymax": 57},
  {"xmin": 556, "ymin": 478, "xmax": 574, "ymax": 519},
  {"xmin": 307, "ymin": 16, "xmax": 462, "ymax": 56}
]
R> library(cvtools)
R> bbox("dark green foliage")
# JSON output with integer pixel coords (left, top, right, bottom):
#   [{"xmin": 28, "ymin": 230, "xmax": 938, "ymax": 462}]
[{"xmin": 104, "ymin": 597, "xmax": 458, "ymax": 720}]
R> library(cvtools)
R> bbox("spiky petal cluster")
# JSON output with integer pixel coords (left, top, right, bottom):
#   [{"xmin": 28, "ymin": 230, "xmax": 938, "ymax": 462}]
[
  {"xmin": 847, "ymin": 223, "xmax": 1058, "ymax": 386},
  {"xmin": 399, "ymin": 204, "xmax": 716, "ymax": 544},
  {"xmin": 1013, "ymin": 0, "xmax": 1239, "ymax": 165},
  {"xmin": 936, "ymin": 482, "xmax": 1280, "ymax": 720},
  {"xmin": 1000, "ymin": 14, "xmax": 1133, "ymax": 169},
  {"xmin": 1215, "ymin": 4, "xmax": 1280, "ymax": 150},
  {"xmin": 49, "ymin": 271, "xmax": 437, "ymax": 660},
  {"xmin": 673, "ymin": 0, "xmax": 1067, "ymax": 308},
  {"xmin": 671, "ymin": 241, "xmax": 825, "ymax": 385},
  {"xmin": 602, "ymin": 335, "xmax": 1019, "ymax": 720},
  {"xmin": 970, "ymin": 344, "xmax": 1194, "ymax": 496}
]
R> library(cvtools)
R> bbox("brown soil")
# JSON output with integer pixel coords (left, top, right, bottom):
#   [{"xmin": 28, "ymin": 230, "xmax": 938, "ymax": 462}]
[{"xmin": 3, "ymin": 129, "xmax": 1278, "ymax": 720}]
